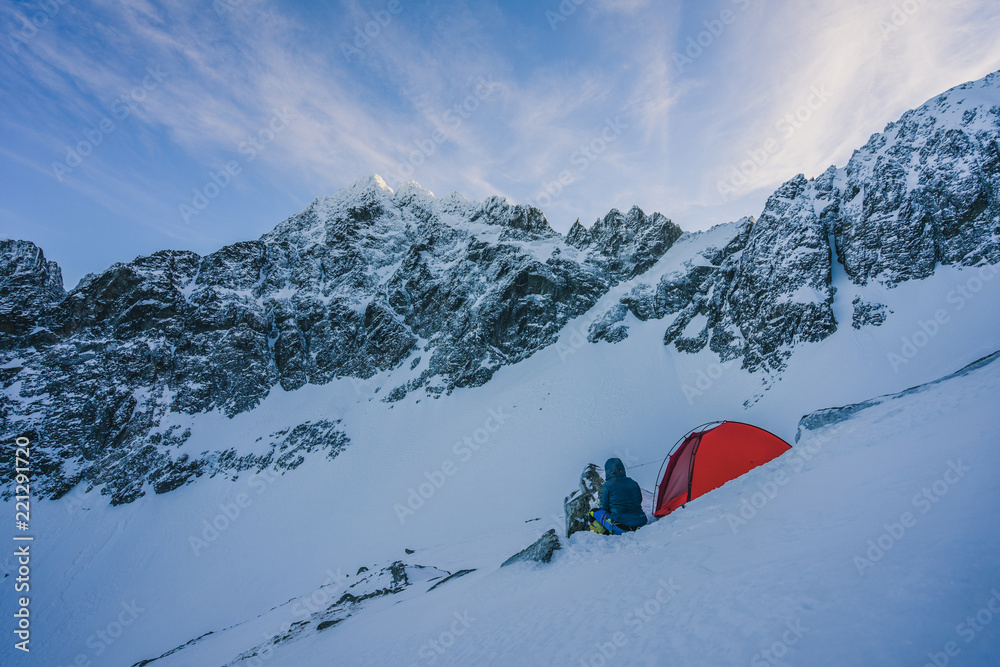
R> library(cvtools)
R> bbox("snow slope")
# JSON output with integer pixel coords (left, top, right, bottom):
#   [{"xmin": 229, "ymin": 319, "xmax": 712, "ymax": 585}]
[{"xmin": 255, "ymin": 350, "xmax": 1000, "ymax": 666}]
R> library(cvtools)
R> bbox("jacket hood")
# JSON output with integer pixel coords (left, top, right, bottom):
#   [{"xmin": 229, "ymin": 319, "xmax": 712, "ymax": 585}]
[{"xmin": 604, "ymin": 457, "xmax": 626, "ymax": 478}]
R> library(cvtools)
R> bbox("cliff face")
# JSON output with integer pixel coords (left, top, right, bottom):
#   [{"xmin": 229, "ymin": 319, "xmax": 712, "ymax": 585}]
[
  {"xmin": 835, "ymin": 79, "xmax": 1000, "ymax": 285},
  {"xmin": 591, "ymin": 71, "xmax": 1000, "ymax": 375},
  {"xmin": 0, "ymin": 239, "xmax": 64, "ymax": 335}
]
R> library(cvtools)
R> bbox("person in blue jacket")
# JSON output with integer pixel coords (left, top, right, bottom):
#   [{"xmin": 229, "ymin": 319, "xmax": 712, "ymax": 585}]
[{"xmin": 589, "ymin": 457, "xmax": 648, "ymax": 535}]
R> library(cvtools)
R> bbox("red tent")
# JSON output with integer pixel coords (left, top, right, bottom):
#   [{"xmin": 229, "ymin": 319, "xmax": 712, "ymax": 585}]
[{"xmin": 652, "ymin": 421, "xmax": 791, "ymax": 518}]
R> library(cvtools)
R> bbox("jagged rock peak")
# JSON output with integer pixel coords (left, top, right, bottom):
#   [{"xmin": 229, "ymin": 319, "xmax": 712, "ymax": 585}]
[
  {"xmin": 567, "ymin": 205, "xmax": 683, "ymax": 279},
  {"xmin": 0, "ymin": 238, "xmax": 65, "ymax": 293},
  {"xmin": 588, "ymin": 68, "xmax": 1000, "ymax": 375},
  {"xmin": 344, "ymin": 173, "xmax": 395, "ymax": 197},
  {"xmin": 0, "ymin": 239, "xmax": 66, "ymax": 335},
  {"xmin": 472, "ymin": 195, "xmax": 556, "ymax": 237},
  {"xmin": 263, "ymin": 175, "xmax": 561, "ymax": 246},
  {"xmin": 566, "ymin": 218, "xmax": 589, "ymax": 246},
  {"xmin": 833, "ymin": 70, "xmax": 1000, "ymax": 285},
  {"xmin": 313, "ymin": 173, "xmax": 396, "ymax": 216},
  {"xmin": 319, "ymin": 173, "xmax": 394, "ymax": 214},
  {"xmin": 393, "ymin": 179, "xmax": 433, "ymax": 200}
]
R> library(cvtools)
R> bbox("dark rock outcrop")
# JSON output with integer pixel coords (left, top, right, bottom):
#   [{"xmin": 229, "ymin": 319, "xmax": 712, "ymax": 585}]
[
  {"xmin": 834, "ymin": 78, "xmax": 1000, "ymax": 286},
  {"xmin": 501, "ymin": 529, "xmax": 562, "ymax": 567},
  {"xmin": 0, "ymin": 239, "xmax": 64, "ymax": 337},
  {"xmin": 851, "ymin": 297, "xmax": 888, "ymax": 330},
  {"xmin": 131, "ymin": 559, "xmax": 459, "ymax": 666},
  {"xmin": 795, "ymin": 350, "xmax": 1000, "ymax": 440},
  {"xmin": 563, "ymin": 463, "xmax": 604, "ymax": 537},
  {"xmin": 427, "ymin": 568, "xmax": 476, "ymax": 592},
  {"xmin": 567, "ymin": 206, "xmax": 683, "ymax": 280}
]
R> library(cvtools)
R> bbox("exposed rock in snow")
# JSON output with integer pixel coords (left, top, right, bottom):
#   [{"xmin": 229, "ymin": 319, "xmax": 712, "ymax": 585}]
[
  {"xmin": 500, "ymin": 529, "xmax": 562, "ymax": 567},
  {"xmin": 588, "ymin": 303, "xmax": 630, "ymax": 344},
  {"xmin": 795, "ymin": 350, "xmax": 1000, "ymax": 438},
  {"xmin": 834, "ymin": 72, "xmax": 1000, "ymax": 285},
  {"xmin": 566, "ymin": 206, "xmax": 683, "ymax": 280},
  {"xmin": 563, "ymin": 463, "xmax": 604, "ymax": 537},
  {"xmin": 0, "ymin": 239, "xmax": 64, "ymax": 337},
  {"xmin": 132, "ymin": 559, "xmax": 457, "ymax": 666},
  {"xmin": 426, "ymin": 568, "xmax": 476, "ymax": 592},
  {"xmin": 851, "ymin": 297, "xmax": 889, "ymax": 329}
]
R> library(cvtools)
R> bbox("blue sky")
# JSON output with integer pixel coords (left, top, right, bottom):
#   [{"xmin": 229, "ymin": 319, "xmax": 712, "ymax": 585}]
[{"xmin": 2, "ymin": 0, "xmax": 1000, "ymax": 287}]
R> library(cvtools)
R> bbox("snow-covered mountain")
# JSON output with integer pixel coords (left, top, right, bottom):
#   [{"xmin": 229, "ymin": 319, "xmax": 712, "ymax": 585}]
[
  {"xmin": 0, "ymin": 179, "xmax": 681, "ymax": 505},
  {"xmin": 1, "ymin": 71, "xmax": 999, "ymax": 666},
  {"xmin": 591, "ymin": 70, "xmax": 1000, "ymax": 374}
]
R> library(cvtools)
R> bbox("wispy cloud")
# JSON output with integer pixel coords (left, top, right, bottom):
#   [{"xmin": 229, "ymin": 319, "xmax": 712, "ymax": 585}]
[{"xmin": 675, "ymin": 0, "xmax": 1000, "ymax": 223}]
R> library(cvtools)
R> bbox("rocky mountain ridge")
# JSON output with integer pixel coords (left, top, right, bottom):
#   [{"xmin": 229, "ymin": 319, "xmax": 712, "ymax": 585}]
[
  {"xmin": 0, "ymin": 177, "xmax": 682, "ymax": 504},
  {"xmin": 590, "ymin": 70, "xmax": 1000, "ymax": 374}
]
